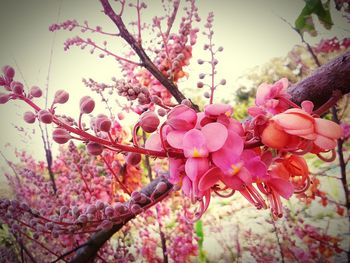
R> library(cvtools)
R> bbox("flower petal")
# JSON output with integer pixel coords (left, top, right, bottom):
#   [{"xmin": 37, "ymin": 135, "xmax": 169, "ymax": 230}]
[
  {"xmin": 182, "ymin": 129, "xmax": 208, "ymax": 158},
  {"xmin": 185, "ymin": 158, "xmax": 209, "ymax": 182},
  {"xmin": 145, "ymin": 133, "xmax": 162, "ymax": 151},
  {"xmin": 314, "ymin": 118, "xmax": 342, "ymax": 139},
  {"xmin": 198, "ymin": 167, "xmax": 221, "ymax": 191},
  {"xmin": 204, "ymin": 103, "xmax": 232, "ymax": 117},
  {"xmin": 201, "ymin": 122, "xmax": 228, "ymax": 152},
  {"xmin": 166, "ymin": 130, "xmax": 186, "ymax": 149},
  {"xmin": 269, "ymin": 178, "xmax": 294, "ymax": 199},
  {"xmin": 212, "ymin": 130, "xmax": 244, "ymax": 169}
]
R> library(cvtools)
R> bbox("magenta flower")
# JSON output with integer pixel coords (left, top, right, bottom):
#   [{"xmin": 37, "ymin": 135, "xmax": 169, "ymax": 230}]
[{"xmin": 255, "ymin": 78, "xmax": 291, "ymax": 114}]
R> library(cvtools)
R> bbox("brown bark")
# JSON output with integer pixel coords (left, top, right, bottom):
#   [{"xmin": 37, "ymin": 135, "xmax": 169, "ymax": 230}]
[{"xmin": 288, "ymin": 50, "xmax": 350, "ymax": 108}]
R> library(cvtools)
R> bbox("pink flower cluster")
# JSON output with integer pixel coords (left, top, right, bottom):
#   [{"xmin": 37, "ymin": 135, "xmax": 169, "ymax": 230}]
[{"xmin": 142, "ymin": 78, "xmax": 342, "ymax": 220}]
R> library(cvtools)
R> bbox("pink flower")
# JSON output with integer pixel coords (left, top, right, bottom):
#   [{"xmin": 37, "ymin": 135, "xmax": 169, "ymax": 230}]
[
  {"xmin": 261, "ymin": 103, "xmax": 342, "ymax": 153},
  {"xmin": 255, "ymin": 78, "xmax": 291, "ymax": 114}
]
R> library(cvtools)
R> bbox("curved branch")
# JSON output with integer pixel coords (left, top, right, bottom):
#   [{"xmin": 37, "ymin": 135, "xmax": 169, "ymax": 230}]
[
  {"xmin": 99, "ymin": 0, "xmax": 199, "ymax": 111},
  {"xmin": 69, "ymin": 49, "xmax": 350, "ymax": 263},
  {"xmin": 69, "ymin": 176, "xmax": 173, "ymax": 263},
  {"xmin": 288, "ymin": 50, "xmax": 350, "ymax": 108}
]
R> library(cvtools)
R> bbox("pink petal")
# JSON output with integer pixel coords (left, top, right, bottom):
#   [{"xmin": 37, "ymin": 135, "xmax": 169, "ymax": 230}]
[
  {"xmin": 167, "ymin": 105, "xmax": 197, "ymax": 130},
  {"xmin": 237, "ymin": 167, "xmax": 252, "ymax": 185},
  {"xmin": 166, "ymin": 130, "xmax": 186, "ymax": 149},
  {"xmin": 185, "ymin": 158, "xmax": 209, "ymax": 182},
  {"xmin": 169, "ymin": 158, "xmax": 184, "ymax": 184},
  {"xmin": 242, "ymin": 151, "xmax": 267, "ymax": 180},
  {"xmin": 227, "ymin": 119, "xmax": 244, "ymax": 136},
  {"xmin": 269, "ymin": 178, "xmax": 294, "ymax": 199},
  {"xmin": 314, "ymin": 135, "xmax": 336, "ymax": 150},
  {"xmin": 198, "ymin": 167, "xmax": 221, "ymax": 191},
  {"xmin": 145, "ymin": 133, "xmax": 162, "ymax": 151},
  {"xmin": 182, "ymin": 129, "xmax": 208, "ymax": 158},
  {"xmin": 204, "ymin": 103, "xmax": 233, "ymax": 117},
  {"xmin": 201, "ymin": 122, "xmax": 228, "ymax": 152},
  {"xmin": 314, "ymin": 118, "xmax": 342, "ymax": 139},
  {"xmin": 219, "ymin": 174, "xmax": 244, "ymax": 190},
  {"xmin": 255, "ymin": 83, "xmax": 271, "ymax": 106},
  {"xmin": 182, "ymin": 176, "xmax": 192, "ymax": 196},
  {"xmin": 273, "ymin": 113, "xmax": 313, "ymax": 131},
  {"xmin": 212, "ymin": 130, "xmax": 244, "ymax": 169},
  {"xmin": 195, "ymin": 112, "xmax": 205, "ymax": 129},
  {"xmin": 301, "ymin": 100, "xmax": 314, "ymax": 113},
  {"xmin": 248, "ymin": 106, "xmax": 266, "ymax": 116}
]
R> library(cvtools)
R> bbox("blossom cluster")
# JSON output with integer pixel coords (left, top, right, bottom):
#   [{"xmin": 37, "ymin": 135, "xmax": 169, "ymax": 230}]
[{"xmin": 142, "ymin": 78, "xmax": 342, "ymax": 220}]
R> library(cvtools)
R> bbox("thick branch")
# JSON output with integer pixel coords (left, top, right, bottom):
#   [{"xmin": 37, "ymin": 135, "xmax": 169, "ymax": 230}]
[
  {"xmin": 69, "ymin": 176, "xmax": 173, "ymax": 263},
  {"xmin": 288, "ymin": 50, "xmax": 350, "ymax": 108},
  {"xmin": 99, "ymin": 0, "xmax": 199, "ymax": 111},
  {"xmin": 69, "ymin": 48, "xmax": 350, "ymax": 263}
]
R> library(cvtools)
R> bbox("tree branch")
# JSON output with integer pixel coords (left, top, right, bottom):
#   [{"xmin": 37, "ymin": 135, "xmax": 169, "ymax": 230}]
[
  {"xmin": 288, "ymin": 50, "xmax": 350, "ymax": 108},
  {"xmin": 69, "ymin": 48, "xmax": 350, "ymax": 263},
  {"xmin": 69, "ymin": 176, "xmax": 173, "ymax": 263},
  {"xmin": 99, "ymin": 0, "xmax": 199, "ymax": 111}
]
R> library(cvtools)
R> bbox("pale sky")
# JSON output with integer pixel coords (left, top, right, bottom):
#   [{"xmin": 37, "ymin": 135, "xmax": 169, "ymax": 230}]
[{"xmin": 0, "ymin": 0, "xmax": 349, "ymax": 165}]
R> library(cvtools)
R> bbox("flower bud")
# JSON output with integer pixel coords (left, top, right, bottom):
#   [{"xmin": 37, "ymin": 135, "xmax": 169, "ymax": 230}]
[
  {"xmin": 52, "ymin": 128, "xmax": 71, "ymax": 144},
  {"xmin": 80, "ymin": 96, "xmax": 95, "ymax": 114},
  {"xmin": 23, "ymin": 111, "xmax": 36, "ymax": 124},
  {"xmin": 38, "ymin": 110, "xmax": 53, "ymax": 124},
  {"xmin": 0, "ymin": 93, "xmax": 10, "ymax": 104},
  {"xmin": 95, "ymin": 114, "xmax": 111, "ymax": 132},
  {"xmin": 117, "ymin": 112, "xmax": 124, "ymax": 120},
  {"xmin": 10, "ymin": 81, "xmax": 24, "ymax": 95},
  {"xmin": 197, "ymin": 82, "xmax": 204, "ymax": 88},
  {"xmin": 139, "ymin": 111, "xmax": 160, "ymax": 133},
  {"xmin": 155, "ymin": 182, "xmax": 168, "ymax": 193},
  {"xmin": 220, "ymin": 79, "xmax": 226, "ymax": 85},
  {"xmin": 157, "ymin": 108, "xmax": 167, "ymax": 117},
  {"xmin": 30, "ymin": 86, "xmax": 42, "ymax": 98},
  {"xmin": 130, "ymin": 204, "xmax": 142, "ymax": 214},
  {"xmin": 86, "ymin": 142, "xmax": 103, "ymax": 155},
  {"xmin": 2, "ymin": 65, "xmax": 15, "ymax": 79},
  {"xmin": 53, "ymin": 89, "xmax": 69, "ymax": 104},
  {"xmin": 126, "ymin": 152, "xmax": 141, "ymax": 166}
]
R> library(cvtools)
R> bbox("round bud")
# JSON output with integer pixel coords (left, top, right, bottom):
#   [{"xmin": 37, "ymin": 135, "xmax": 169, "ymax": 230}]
[
  {"xmin": 23, "ymin": 111, "xmax": 36, "ymax": 124},
  {"xmin": 117, "ymin": 112, "xmax": 124, "ymax": 120},
  {"xmin": 0, "ymin": 93, "xmax": 10, "ymax": 104},
  {"xmin": 220, "ymin": 79, "xmax": 226, "ymax": 85},
  {"xmin": 38, "ymin": 110, "xmax": 53, "ymax": 124},
  {"xmin": 139, "ymin": 111, "xmax": 160, "ymax": 133},
  {"xmin": 125, "ymin": 152, "xmax": 141, "ymax": 166},
  {"xmin": 86, "ymin": 142, "xmax": 103, "ymax": 155},
  {"xmin": 30, "ymin": 86, "xmax": 43, "ymax": 98},
  {"xmin": 197, "ymin": 82, "xmax": 204, "ymax": 88},
  {"xmin": 181, "ymin": 99, "xmax": 192, "ymax": 107},
  {"xmin": 80, "ymin": 96, "xmax": 95, "ymax": 114},
  {"xmin": 199, "ymin": 73, "xmax": 205, "ymax": 79},
  {"xmin": 155, "ymin": 182, "xmax": 168, "ymax": 193},
  {"xmin": 157, "ymin": 108, "xmax": 167, "ymax": 117},
  {"xmin": 10, "ymin": 81, "xmax": 24, "ymax": 95},
  {"xmin": 53, "ymin": 89, "xmax": 69, "ymax": 104},
  {"xmin": 2, "ymin": 65, "xmax": 15, "ymax": 79},
  {"xmin": 130, "ymin": 204, "xmax": 142, "ymax": 214},
  {"xmin": 95, "ymin": 114, "xmax": 111, "ymax": 132},
  {"xmin": 52, "ymin": 128, "xmax": 71, "ymax": 144}
]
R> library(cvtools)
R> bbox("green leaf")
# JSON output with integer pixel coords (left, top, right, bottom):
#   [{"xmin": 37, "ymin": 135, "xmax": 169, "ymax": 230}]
[
  {"xmin": 195, "ymin": 220, "xmax": 206, "ymax": 262},
  {"xmin": 295, "ymin": 0, "xmax": 333, "ymax": 36}
]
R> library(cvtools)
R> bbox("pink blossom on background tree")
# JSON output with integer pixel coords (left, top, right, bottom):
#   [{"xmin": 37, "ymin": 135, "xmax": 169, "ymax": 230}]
[{"xmin": 0, "ymin": 0, "xmax": 350, "ymax": 262}]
